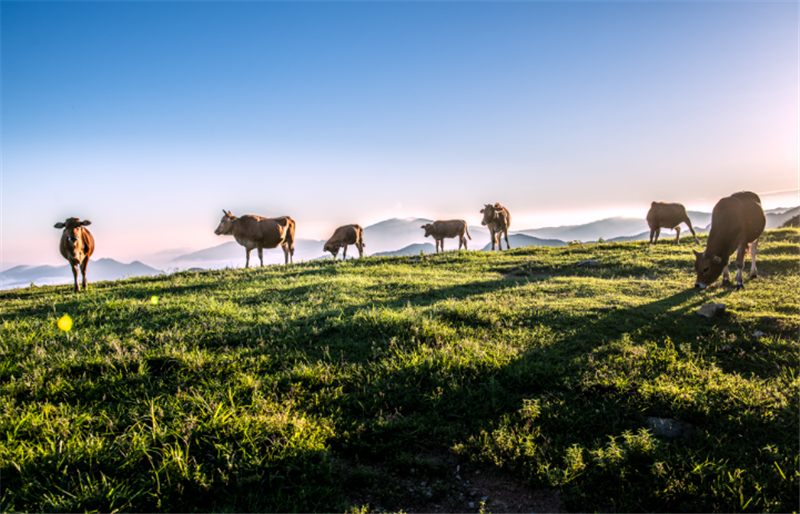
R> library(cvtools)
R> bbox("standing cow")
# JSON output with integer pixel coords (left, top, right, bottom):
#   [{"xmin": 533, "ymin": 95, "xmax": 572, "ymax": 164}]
[
  {"xmin": 480, "ymin": 203, "xmax": 511, "ymax": 251},
  {"xmin": 324, "ymin": 224, "xmax": 365, "ymax": 260},
  {"xmin": 646, "ymin": 201, "xmax": 700, "ymax": 245},
  {"xmin": 693, "ymin": 191, "xmax": 766, "ymax": 290},
  {"xmin": 54, "ymin": 217, "xmax": 95, "ymax": 292},
  {"xmin": 421, "ymin": 220, "xmax": 471, "ymax": 252},
  {"xmin": 214, "ymin": 210, "xmax": 296, "ymax": 267}
]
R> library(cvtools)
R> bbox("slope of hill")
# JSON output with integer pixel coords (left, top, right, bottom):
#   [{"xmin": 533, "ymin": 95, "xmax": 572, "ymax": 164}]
[
  {"xmin": 0, "ymin": 258, "xmax": 161, "ymax": 290},
  {"xmin": 2, "ymin": 228, "xmax": 797, "ymax": 513}
]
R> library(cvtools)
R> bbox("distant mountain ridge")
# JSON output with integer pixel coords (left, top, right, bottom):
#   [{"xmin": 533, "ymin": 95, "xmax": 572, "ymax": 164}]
[{"xmin": 0, "ymin": 258, "xmax": 161, "ymax": 290}]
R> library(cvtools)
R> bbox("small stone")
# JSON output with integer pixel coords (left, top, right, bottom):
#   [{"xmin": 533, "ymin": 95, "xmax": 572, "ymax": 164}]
[
  {"xmin": 456, "ymin": 465, "xmax": 460, "ymax": 472},
  {"xmin": 475, "ymin": 470, "xmax": 480, "ymax": 474},
  {"xmin": 647, "ymin": 417, "xmax": 695, "ymax": 438},
  {"xmin": 456, "ymin": 475, "xmax": 462, "ymax": 480},
  {"xmin": 481, "ymin": 496, "xmax": 489, "ymax": 501},
  {"xmin": 410, "ymin": 468, "xmax": 415, "ymax": 474},
  {"xmin": 577, "ymin": 259, "xmax": 600, "ymax": 267},
  {"xmin": 698, "ymin": 302, "xmax": 726, "ymax": 318},
  {"xmin": 721, "ymin": 345, "xmax": 732, "ymax": 352},
  {"xmin": 469, "ymin": 502, "xmax": 474, "ymax": 508},
  {"xmin": 753, "ymin": 330, "xmax": 766, "ymax": 338}
]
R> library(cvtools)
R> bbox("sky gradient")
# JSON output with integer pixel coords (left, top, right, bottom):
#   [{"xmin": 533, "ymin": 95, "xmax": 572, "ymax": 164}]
[{"xmin": 2, "ymin": 1, "xmax": 798, "ymax": 268}]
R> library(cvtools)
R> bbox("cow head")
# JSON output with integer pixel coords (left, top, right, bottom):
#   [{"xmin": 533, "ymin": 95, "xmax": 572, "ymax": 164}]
[
  {"xmin": 323, "ymin": 241, "xmax": 341, "ymax": 258},
  {"xmin": 421, "ymin": 224, "xmax": 433, "ymax": 237},
  {"xmin": 693, "ymin": 249, "xmax": 726, "ymax": 289},
  {"xmin": 214, "ymin": 210, "xmax": 236, "ymax": 236},
  {"xmin": 55, "ymin": 218, "xmax": 91, "ymax": 259},
  {"xmin": 480, "ymin": 204, "xmax": 496, "ymax": 226}
]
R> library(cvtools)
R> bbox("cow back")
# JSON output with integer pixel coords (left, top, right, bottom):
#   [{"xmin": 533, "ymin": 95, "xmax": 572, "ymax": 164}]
[
  {"xmin": 647, "ymin": 202, "xmax": 689, "ymax": 229},
  {"xmin": 708, "ymin": 192, "xmax": 765, "ymax": 256},
  {"xmin": 232, "ymin": 215, "xmax": 292, "ymax": 249}
]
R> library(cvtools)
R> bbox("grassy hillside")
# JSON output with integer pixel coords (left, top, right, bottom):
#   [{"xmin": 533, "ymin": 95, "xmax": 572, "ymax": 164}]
[{"xmin": 2, "ymin": 229, "xmax": 798, "ymax": 513}]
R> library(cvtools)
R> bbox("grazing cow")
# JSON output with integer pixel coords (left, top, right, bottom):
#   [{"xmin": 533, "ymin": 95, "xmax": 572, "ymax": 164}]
[
  {"xmin": 693, "ymin": 191, "xmax": 766, "ymax": 290},
  {"xmin": 480, "ymin": 203, "xmax": 511, "ymax": 251},
  {"xmin": 421, "ymin": 220, "xmax": 471, "ymax": 253},
  {"xmin": 324, "ymin": 224, "xmax": 365, "ymax": 260},
  {"xmin": 646, "ymin": 201, "xmax": 700, "ymax": 245},
  {"xmin": 54, "ymin": 217, "xmax": 95, "ymax": 292},
  {"xmin": 214, "ymin": 210, "xmax": 296, "ymax": 267}
]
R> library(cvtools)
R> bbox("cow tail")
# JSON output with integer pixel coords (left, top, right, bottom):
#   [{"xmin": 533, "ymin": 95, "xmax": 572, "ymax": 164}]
[{"xmin": 465, "ymin": 225, "xmax": 472, "ymax": 240}]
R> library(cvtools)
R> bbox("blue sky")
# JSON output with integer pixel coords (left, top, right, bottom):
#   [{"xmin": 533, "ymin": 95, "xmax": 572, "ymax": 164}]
[{"xmin": 2, "ymin": 1, "xmax": 798, "ymax": 267}]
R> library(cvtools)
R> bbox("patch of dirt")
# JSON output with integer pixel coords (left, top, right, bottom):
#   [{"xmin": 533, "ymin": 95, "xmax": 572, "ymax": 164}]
[
  {"xmin": 341, "ymin": 453, "xmax": 562, "ymax": 513},
  {"xmin": 755, "ymin": 316, "xmax": 799, "ymax": 340}
]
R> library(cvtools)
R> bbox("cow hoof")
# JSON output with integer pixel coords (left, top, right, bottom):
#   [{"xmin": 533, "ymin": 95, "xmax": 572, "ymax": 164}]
[{"xmin": 735, "ymin": 283, "xmax": 744, "ymax": 291}]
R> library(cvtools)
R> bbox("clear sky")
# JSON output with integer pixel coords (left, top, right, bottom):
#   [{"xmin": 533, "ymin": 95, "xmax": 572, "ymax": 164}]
[{"xmin": 2, "ymin": 1, "xmax": 798, "ymax": 268}]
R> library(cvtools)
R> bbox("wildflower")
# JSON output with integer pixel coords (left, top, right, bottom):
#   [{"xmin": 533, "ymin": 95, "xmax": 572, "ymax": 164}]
[{"xmin": 151, "ymin": 296, "xmax": 159, "ymax": 305}]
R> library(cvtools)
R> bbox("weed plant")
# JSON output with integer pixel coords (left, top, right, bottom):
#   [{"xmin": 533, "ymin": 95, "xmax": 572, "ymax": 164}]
[{"xmin": 1, "ymin": 229, "xmax": 798, "ymax": 512}]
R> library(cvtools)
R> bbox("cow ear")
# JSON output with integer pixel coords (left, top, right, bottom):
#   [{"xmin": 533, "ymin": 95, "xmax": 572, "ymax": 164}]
[
  {"xmin": 480, "ymin": 208, "xmax": 484, "ymax": 214},
  {"xmin": 692, "ymin": 249, "xmax": 701, "ymax": 258},
  {"xmin": 81, "ymin": 220, "xmax": 92, "ymax": 226},
  {"xmin": 494, "ymin": 203, "xmax": 501, "ymax": 208},
  {"xmin": 712, "ymin": 255, "xmax": 722, "ymax": 264},
  {"xmin": 54, "ymin": 222, "xmax": 65, "ymax": 229}
]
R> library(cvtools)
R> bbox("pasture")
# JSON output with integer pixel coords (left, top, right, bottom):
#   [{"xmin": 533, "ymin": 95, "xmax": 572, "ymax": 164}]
[{"xmin": 1, "ymin": 229, "xmax": 798, "ymax": 512}]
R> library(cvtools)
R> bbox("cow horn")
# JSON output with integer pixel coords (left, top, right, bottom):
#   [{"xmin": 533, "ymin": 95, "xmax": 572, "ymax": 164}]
[{"xmin": 692, "ymin": 249, "xmax": 701, "ymax": 258}]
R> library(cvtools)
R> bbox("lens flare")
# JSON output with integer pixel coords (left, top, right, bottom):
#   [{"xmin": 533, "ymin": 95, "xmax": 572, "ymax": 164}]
[{"xmin": 57, "ymin": 314, "xmax": 73, "ymax": 332}]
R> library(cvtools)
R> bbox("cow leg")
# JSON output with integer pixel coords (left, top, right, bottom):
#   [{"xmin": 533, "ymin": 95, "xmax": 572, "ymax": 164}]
[
  {"xmin": 258, "ymin": 248, "xmax": 264, "ymax": 267},
  {"xmin": 245, "ymin": 249, "xmax": 251, "ymax": 268},
  {"xmin": 357, "ymin": 242, "xmax": 364, "ymax": 258},
  {"xmin": 734, "ymin": 244, "xmax": 747, "ymax": 289},
  {"xmin": 648, "ymin": 228, "xmax": 655, "ymax": 244},
  {"xmin": 71, "ymin": 263, "xmax": 80, "ymax": 292},
  {"xmin": 342, "ymin": 245, "xmax": 348, "ymax": 261},
  {"xmin": 686, "ymin": 222, "xmax": 700, "ymax": 245},
  {"xmin": 654, "ymin": 227, "xmax": 661, "ymax": 244},
  {"xmin": 503, "ymin": 230, "xmax": 511, "ymax": 250},
  {"xmin": 80, "ymin": 259, "xmax": 89, "ymax": 291},
  {"xmin": 674, "ymin": 226, "xmax": 681, "ymax": 245},
  {"xmin": 750, "ymin": 239, "xmax": 759, "ymax": 278},
  {"xmin": 722, "ymin": 265, "xmax": 731, "ymax": 284}
]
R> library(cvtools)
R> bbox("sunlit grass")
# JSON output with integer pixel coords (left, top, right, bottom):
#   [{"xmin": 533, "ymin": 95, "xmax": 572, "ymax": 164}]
[{"xmin": 1, "ymin": 228, "xmax": 798, "ymax": 512}]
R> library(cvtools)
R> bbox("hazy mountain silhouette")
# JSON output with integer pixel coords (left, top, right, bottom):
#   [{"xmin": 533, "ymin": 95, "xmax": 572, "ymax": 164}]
[
  {"xmin": 372, "ymin": 243, "xmax": 437, "ymax": 257},
  {"xmin": 480, "ymin": 234, "xmax": 567, "ymax": 251},
  {"xmin": 0, "ymin": 258, "xmax": 161, "ymax": 290}
]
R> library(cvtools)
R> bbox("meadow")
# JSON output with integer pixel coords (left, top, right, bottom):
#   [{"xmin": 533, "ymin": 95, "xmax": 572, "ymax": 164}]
[{"xmin": 1, "ymin": 228, "xmax": 798, "ymax": 513}]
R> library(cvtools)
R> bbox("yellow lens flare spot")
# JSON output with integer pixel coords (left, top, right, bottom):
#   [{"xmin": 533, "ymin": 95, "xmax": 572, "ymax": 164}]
[
  {"xmin": 57, "ymin": 314, "xmax": 73, "ymax": 332},
  {"xmin": 151, "ymin": 296, "xmax": 159, "ymax": 305}
]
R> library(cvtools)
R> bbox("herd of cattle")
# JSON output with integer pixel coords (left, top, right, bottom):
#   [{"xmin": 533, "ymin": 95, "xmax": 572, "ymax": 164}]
[{"xmin": 55, "ymin": 192, "xmax": 767, "ymax": 293}]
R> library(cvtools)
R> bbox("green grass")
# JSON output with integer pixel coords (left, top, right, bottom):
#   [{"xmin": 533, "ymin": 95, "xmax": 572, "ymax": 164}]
[{"xmin": 2, "ymin": 228, "xmax": 798, "ymax": 512}]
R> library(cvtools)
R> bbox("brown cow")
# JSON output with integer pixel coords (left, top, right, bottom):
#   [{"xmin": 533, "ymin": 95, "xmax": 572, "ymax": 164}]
[
  {"xmin": 54, "ymin": 217, "xmax": 95, "ymax": 292},
  {"xmin": 480, "ymin": 203, "xmax": 511, "ymax": 251},
  {"xmin": 693, "ymin": 191, "xmax": 766, "ymax": 290},
  {"xmin": 214, "ymin": 210, "xmax": 296, "ymax": 267},
  {"xmin": 324, "ymin": 224, "xmax": 365, "ymax": 260},
  {"xmin": 421, "ymin": 220, "xmax": 471, "ymax": 252},
  {"xmin": 646, "ymin": 201, "xmax": 700, "ymax": 245}
]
